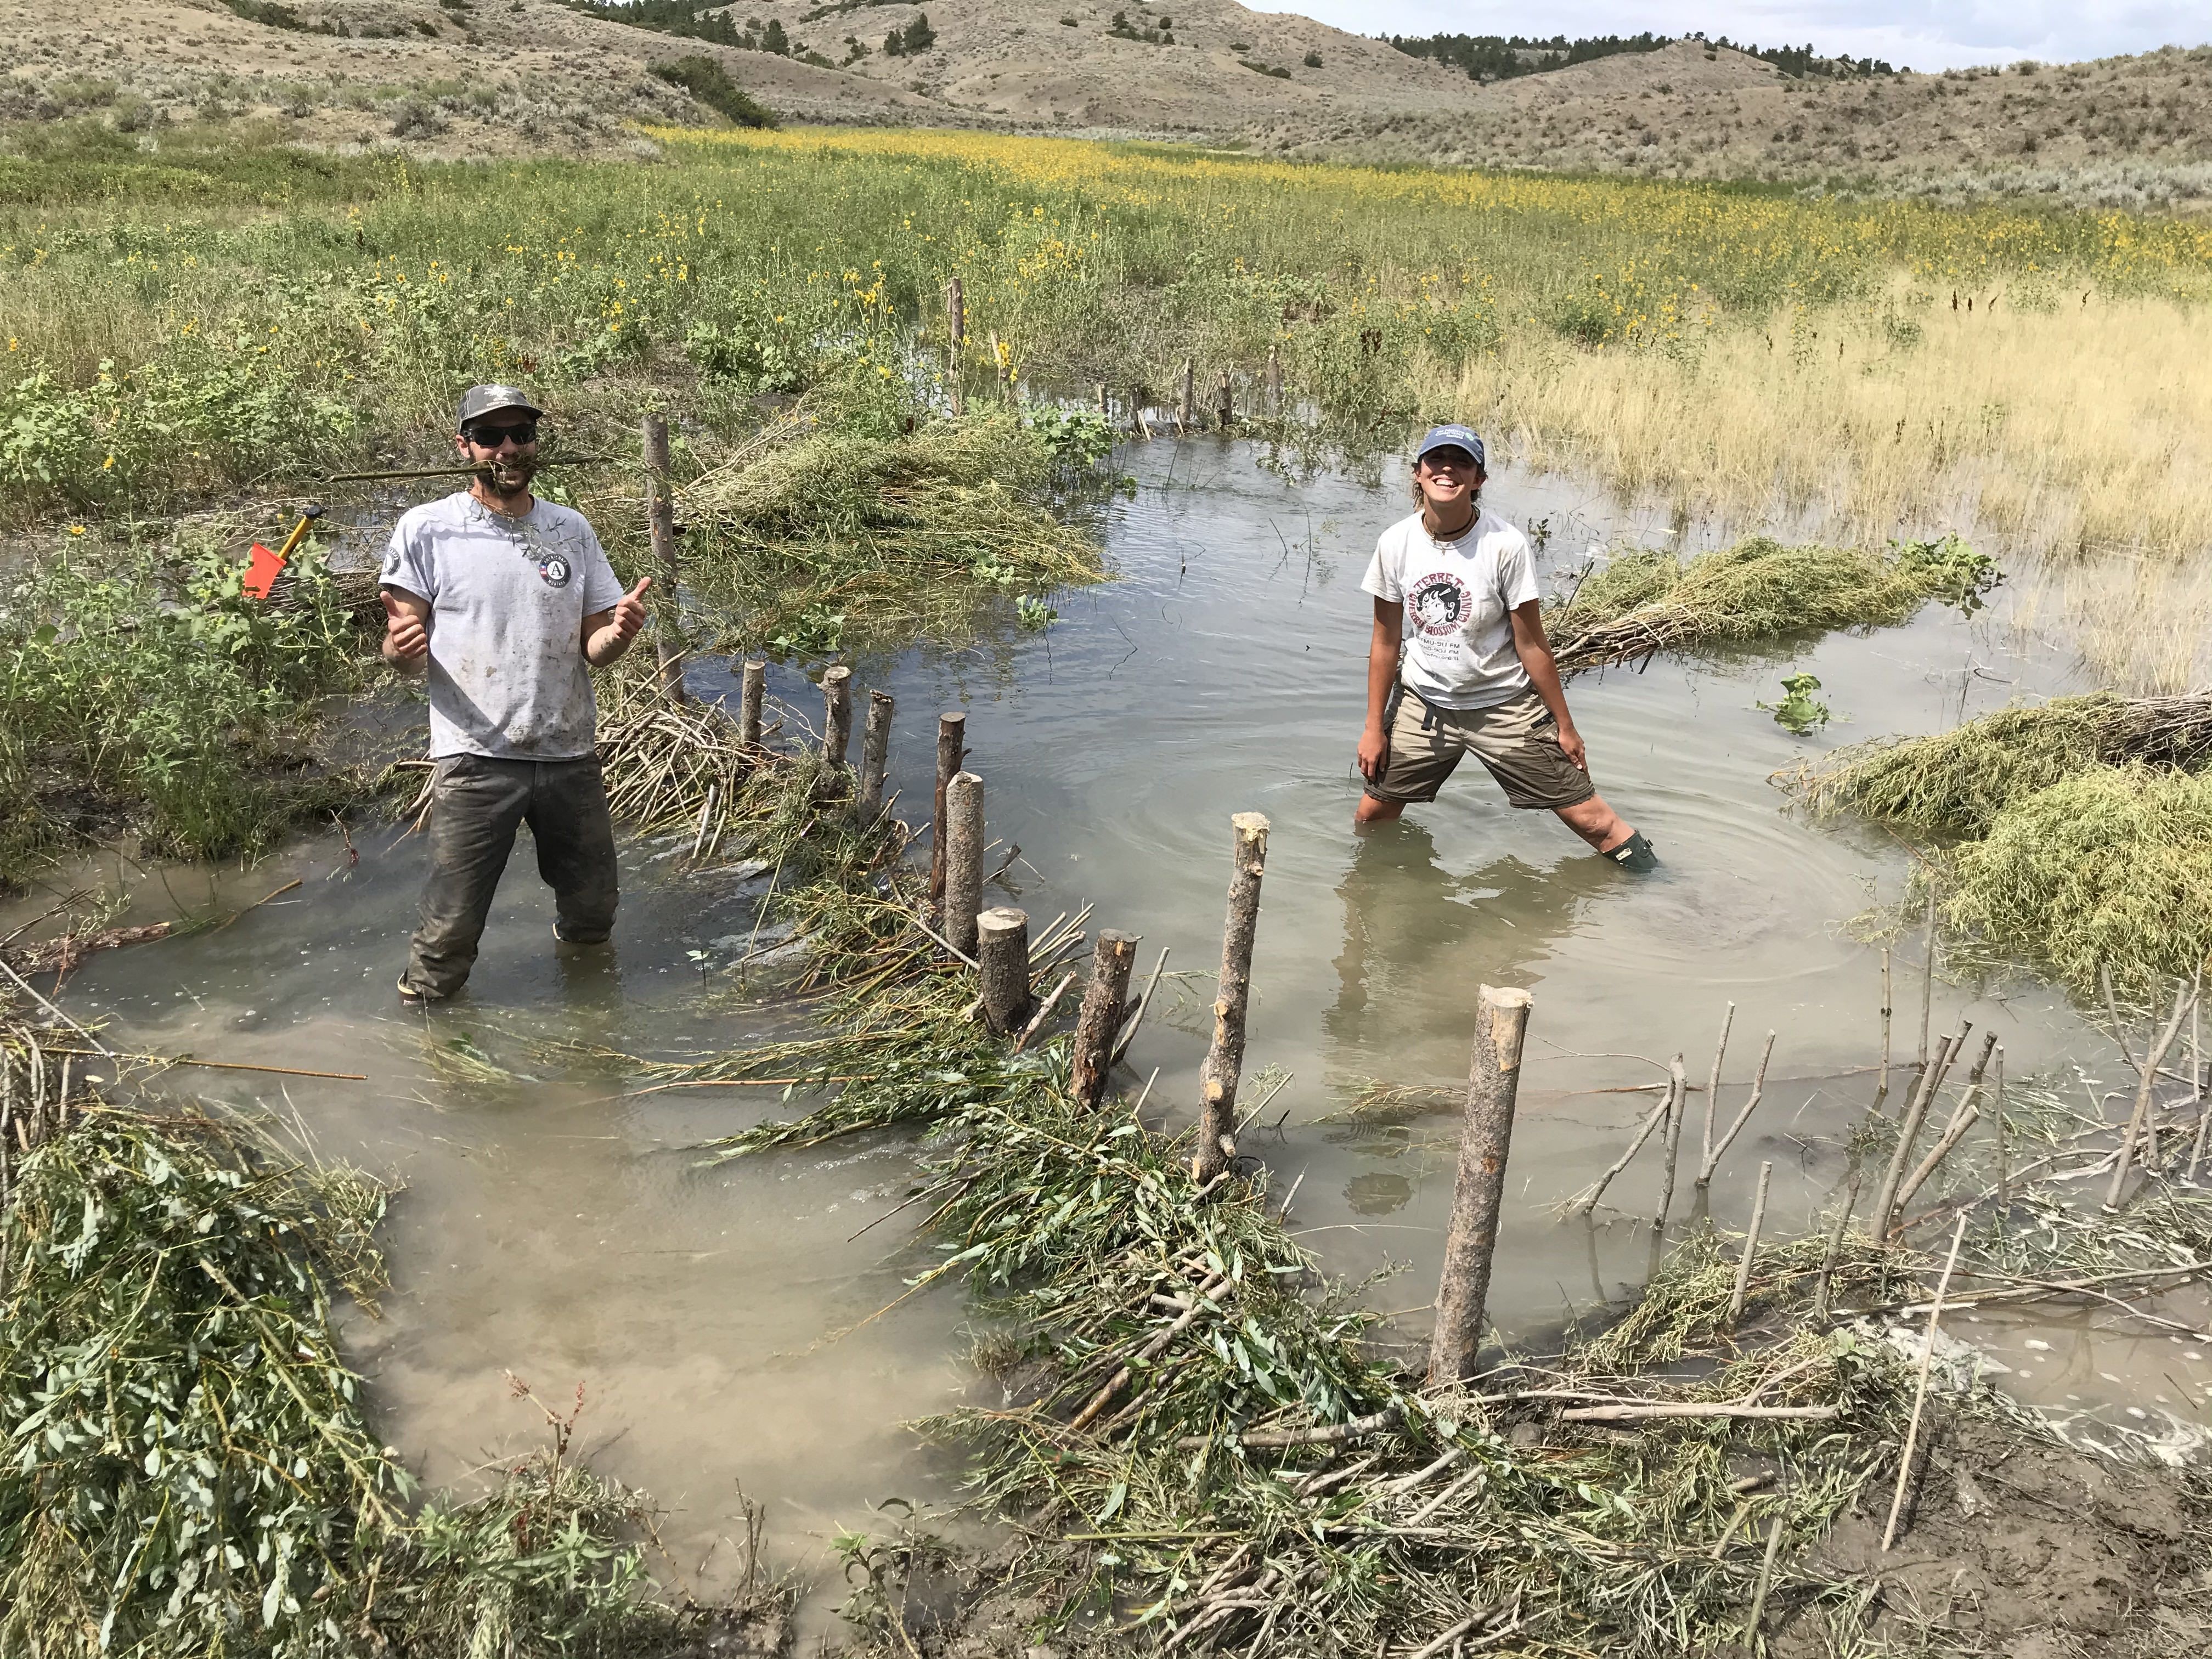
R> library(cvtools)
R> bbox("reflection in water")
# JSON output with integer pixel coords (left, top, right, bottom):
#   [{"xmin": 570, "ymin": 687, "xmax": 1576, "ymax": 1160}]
[
  {"xmin": 1344, "ymin": 1171, "xmax": 1414, "ymax": 1216},
  {"xmin": 1325, "ymin": 817, "xmax": 1612, "ymax": 1073}
]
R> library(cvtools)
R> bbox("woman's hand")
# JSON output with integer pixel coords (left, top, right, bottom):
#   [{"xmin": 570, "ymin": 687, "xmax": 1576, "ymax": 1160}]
[
  {"xmin": 1554, "ymin": 720, "xmax": 1588, "ymax": 771},
  {"xmin": 1357, "ymin": 723, "xmax": 1390, "ymax": 783}
]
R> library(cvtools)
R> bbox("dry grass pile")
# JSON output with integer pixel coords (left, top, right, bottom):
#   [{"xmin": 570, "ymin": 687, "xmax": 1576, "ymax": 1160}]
[{"xmin": 1548, "ymin": 532, "xmax": 1997, "ymax": 674}]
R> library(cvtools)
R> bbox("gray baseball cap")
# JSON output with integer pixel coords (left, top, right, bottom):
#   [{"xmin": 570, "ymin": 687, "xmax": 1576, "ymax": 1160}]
[{"xmin": 456, "ymin": 383, "xmax": 544, "ymax": 430}]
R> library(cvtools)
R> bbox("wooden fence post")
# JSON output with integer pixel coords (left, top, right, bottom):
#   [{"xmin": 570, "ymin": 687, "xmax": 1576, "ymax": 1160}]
[
  {"xmin": 1215, "ymin": 366, "xmax": 1233, "ymax": 430},
  {"xmin": 1178, "ymin": 357, "xmax": 1195, "ymax": 434},
  {"xmin": 1194, "ymin": 812, "xmax": 1269, "ymax": 1182},
  {"xmin": 1428, "ymin": 985, "xmax": 1533, "ymax": 1386},
  {"xmin": 1070, "ymin": 930, "xmax": 1139, "ymax": 1108},
  {"xmin": 978, "ymin": 907, "xmax": 1031, "ymax": 1036},
  {"xmin": 640, "ymin": 413, "xmax": 687, "ymax": 703},
  {"xmin": 946, "ymin": 276, "xmax": 966, "ymax": 416},
  {"xmin": 929, "ymin": 712, "xmax": 966, "ymax": 915},
  {"xmin": 1266, "ymin": 343, "xmax": 1283, "ymax": 415},
  {"xmin": 821, "ymin": 666, "xmax": 853, "ymax": 769},
  {"xmin": 737, "ymin": 660, "xmax": 765, "ymax": 748},
  {"xmin": 857, "ymin": 689, "xmax": 894, "ymax": 821},
  {"xmin": 944, "ymin": 770, "xmax": 984, "ymax": 958}
]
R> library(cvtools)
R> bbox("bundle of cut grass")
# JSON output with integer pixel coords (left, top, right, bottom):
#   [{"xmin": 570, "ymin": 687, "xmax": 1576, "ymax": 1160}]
[
  {"xmin": 1943, "ymin": 763, "xmax": 2212, "ymax": 996},
  {"xmin": 676, "ymin": 407, "xmax": 1103, "ymax": 653},
  {"xmin": 1785, "ymin": 689, "xmax": 2212, "ymax": 836},
  {"xmin": 1548, "ymin": 533, "xmax": 1997, "ymax": 675}
]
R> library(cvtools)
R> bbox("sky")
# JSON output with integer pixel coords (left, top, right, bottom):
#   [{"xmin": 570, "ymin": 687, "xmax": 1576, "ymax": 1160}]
[{"xmin": 1289, "ymin": 3, "xmax": 2211, "ymax": 71}]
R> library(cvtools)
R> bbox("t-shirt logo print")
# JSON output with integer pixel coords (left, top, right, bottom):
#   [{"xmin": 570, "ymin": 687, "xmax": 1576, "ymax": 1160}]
[
  {"xmin": 538, "ymin": 554, "xmax": 572, "ymax": 589},
  {"xmin": 1406, "ymin": 572, "xmax": 1470, "ymax": 637}
]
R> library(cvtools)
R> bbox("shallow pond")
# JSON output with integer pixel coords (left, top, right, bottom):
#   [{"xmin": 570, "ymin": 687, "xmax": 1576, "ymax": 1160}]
[{"xmin": 26, "ymin": 436, "xmax": 2210, "ymax": 1614}]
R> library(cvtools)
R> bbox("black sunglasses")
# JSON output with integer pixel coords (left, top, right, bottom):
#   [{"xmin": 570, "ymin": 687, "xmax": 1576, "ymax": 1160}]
[{"xmin": 464, "ymin": 421, "xmax": 539, "ymax": 449}]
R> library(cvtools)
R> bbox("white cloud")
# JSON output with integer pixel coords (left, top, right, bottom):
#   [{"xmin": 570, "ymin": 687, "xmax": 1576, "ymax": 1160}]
[{"xmin": 1290, "ymin": 1, "xmax": 2211, "ymax": 70}]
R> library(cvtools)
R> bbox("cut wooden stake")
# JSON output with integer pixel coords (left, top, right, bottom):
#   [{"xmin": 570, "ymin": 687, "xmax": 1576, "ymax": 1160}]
[
  {"xmin": 1994, "ymin": 1047, "xmax": 2012, "ymax": 1204},
  {"xmin": 1178, "ymin": 356, "xmax": 1195, "ymax": 434},
  {"xmin": 2106, "ymin": 979, "xmax": 2196, "ymax": 1209},
  {"xmin": 1879, "ymin": 946, "xmax": 1893, "ymax": 1099},
  {"xmin": 977, "ymin": 907, "xmax": 1032, "ymax": 1037},
  {"xmin": 1214, "ymin": 366, "xmax": 1233, "ymax": 429},
  {"xmin": 1728, "ymin": 1160, "xmax": 1773, "ymax": 1325},
  {"xmin": 1111, "ymin": 946, "xmax": 1169, "ymax": 1066},
  {"xmin": 1745, "ymin": 1511, "xmax": 1786, "ymax": 1646},
  {"xmin": 1014, "ymin": 972, "xmax": 1075, "ymax": 1053},
  {"xmin": 1429, "ymin": 985, "xmax": 1534, "ymax": 1385},
  {"xmin": 1654, "ymin": 1052, "xmax": 1689, "ymax": 1230},
  {"xmin": 820, "ymin": 665, "xmax": 853, "ymax": 768},
  {"xmin": 1895, "ymin": 1031, "xmax": 2000, "ymax": 1214},
  {"xmin": 1875, "ymin": 1027, "xmax": 1965, "ymax": 1239},
  {"xmin": 1696, "ymin": 1001, "xmax": 1735, "ymax": 1189},
  {"xmin": 857, "ymin": 689, "xmax": 894, "ymax": 821},
  {"xmin": 1699, "ymin": 1030, "xmax": 1776, "ymax": 1187},
  {"xmin": 641, "ymin": 413, "xmax": 687, "ymax": 703},
  {"xmin": 945, "ymin": 275, "xmax": 964, "ymax": 346},
  {"xmin": 943, "ymin": 770, "xmax": 984, "ymax": 959},
  {"xmin": 1917, "ymin": 892, "xmax": 1936, "ymax": 1071},
  {"xmin": 1265, "ymin": 343, "xmax": 1283, "ymax": 415},
  {"xmin": 1070, "ymin": 930, "xmax": 1139, "ymax": 1109},
  {"xmin": 1194, "ymin": 813, "xmax": 1269, "ymax": 1183},
  {"xmin": 1568, "ymin": 1074, "xmax": 1675, "ymax": 1218},
  {"xmin": 1813, "ymin": 1169, "xmax": 1862, "ymax": 1322},
  {"xmin": 737, "ymin": 660, "xmax": 766, "ymax": 748},
  {"xmin": 928, "ymin": 712, "xmax": 966, "ymax": 913},
  {"xmin": 1883, "ymin": 1213, "xmax": 1968, "ymax": 1551}
]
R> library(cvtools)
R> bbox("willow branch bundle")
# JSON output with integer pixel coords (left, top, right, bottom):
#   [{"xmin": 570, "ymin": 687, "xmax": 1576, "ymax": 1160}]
[
  {"xmin": 1781, "ymin": 688, "xmax": 2212, "ymax": 837},
  {"xmin": 1548, "ymin": 535, "xmax": 1996, "ymax": 676}
]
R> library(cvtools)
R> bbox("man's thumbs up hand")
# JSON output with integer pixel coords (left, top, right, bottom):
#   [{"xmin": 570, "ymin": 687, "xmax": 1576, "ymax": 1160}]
[
  {"xmin": 381, "ymin": 591, "xmax": 430, "ymax": 662},
  {"xmin": 609, "ymin": 575, "xmax": 651, "ymax": 647}
]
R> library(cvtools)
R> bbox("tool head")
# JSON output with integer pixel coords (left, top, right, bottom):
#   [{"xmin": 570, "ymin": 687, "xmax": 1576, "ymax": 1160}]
[{"xmin": 456, "ymin": 383, "xmax": 544, "ymax": 432}]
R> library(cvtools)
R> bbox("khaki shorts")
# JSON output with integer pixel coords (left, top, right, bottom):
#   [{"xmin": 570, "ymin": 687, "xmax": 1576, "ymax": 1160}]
[{"xmin": 1367, "ymin": 686, "xmax": 1596, "ymax": 811}]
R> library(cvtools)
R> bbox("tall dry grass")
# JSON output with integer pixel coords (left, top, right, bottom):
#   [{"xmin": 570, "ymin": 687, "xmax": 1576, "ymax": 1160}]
[{"xmin": 1454, "ymin": 295, "xmax": 2212, "ymax": 567}]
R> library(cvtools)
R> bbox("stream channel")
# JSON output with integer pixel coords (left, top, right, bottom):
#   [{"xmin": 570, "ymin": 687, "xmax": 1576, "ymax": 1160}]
[{"xmin": 20, "ymin": 436, "xmax": 2212, "ymax": 1620}]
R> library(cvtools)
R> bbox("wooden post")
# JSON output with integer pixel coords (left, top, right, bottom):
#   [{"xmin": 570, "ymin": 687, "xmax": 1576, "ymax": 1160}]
[
  {"xmin": 977, "ymin": 907, "xmax": 1032, "ymax": 1037},
  {"xmin": 1696, "ymin": 1001, "xmax": 1734, "ymax": 1189},
  {"xmin": 1728, "ymin": 1160, "xmax": 1773, "ymax": 1325},
  {"xmin": 641, "ymin": 413, "xmax": 688, "ymax": 703},
  {"xmin": 1096, "ymin": 382, "xmax": 1109, "ymax": 419},
  {"xmin": 1878, "ymin": 946, "xmax": 1893, "ymax": 1101},
  {"xmin": 929, "ymin": 712, "xmax": 966, "ymax": 915},
  {"xmin": 1917, "ymin": 894, "xmax": 1936, "ymax": 1071},
  {"xmin": 821, "ymin": 665, "xmax": 853, "ymax": 768},
  {"xmin": 1266, "ymin": 342, "xmax": 1283, "ymax": 415},
  {"xmin": 1193, "ymin": 813, "xmax": 1269, "ymax": 1183},
  {"xmin": 1178, "ymin": 357, "xmax": 1195, "ymax": 434},
  {"xmin": 1070, "ymin": 929, "xmax": 1139, "ymax": 1108},
  {"xmin": 2106, "ymin": 980, "xmax": 2196, "ymax": 1209},
  {"xmin": 946, "ymin": 276, "xmax": 965, "ymax": 347},
  {"xmin": 737, "ymin": 660, "xmax": 765, "ymax": 748},
  {"xmin": 1215, "ymin": 366, "xmax": 1233, "ymax": 430},
  {"xmin": 1428, "ymin": 984, "xmax": 1534, "ymax": 1386},
  {"xmin": 1874, "ymin": 1028, "xmax": 1964, "ymax": 1239},
  {"xmin": 857, "ymin": 689, "xmax": 894, "ymax": 821},
  {"xmin": 944, "ymin": 770, "xmax": 984, "ymax": 958},
  {"xmin": 1654, "ymin": 1052, "xmax": 1689, "ymax": 1230}
]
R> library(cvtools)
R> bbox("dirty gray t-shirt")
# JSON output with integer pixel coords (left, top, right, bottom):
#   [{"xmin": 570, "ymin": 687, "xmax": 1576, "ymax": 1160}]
[{"xmin": 379, "ymin": 492, "xmax": 625, "ymax": 760}]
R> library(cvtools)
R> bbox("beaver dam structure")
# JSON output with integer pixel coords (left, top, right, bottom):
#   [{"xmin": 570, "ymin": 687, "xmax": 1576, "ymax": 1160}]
[{"xmin": 5, "ymin": 603, "xmax": 2211, "ymax": 1656}]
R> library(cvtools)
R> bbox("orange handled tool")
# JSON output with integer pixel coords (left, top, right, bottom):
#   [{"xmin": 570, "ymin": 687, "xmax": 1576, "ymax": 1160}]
[{"xmin": 245, "ymin": 504, "xmax": 325, "ymax": 600}]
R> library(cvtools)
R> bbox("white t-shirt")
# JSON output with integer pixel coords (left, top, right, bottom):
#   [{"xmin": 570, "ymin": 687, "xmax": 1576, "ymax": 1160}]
[
  {"xmin": 1360, "ymin": 508, "xmax": 1539, "ymax": 711},
  {"xmin": 380, "ymin": 492, "xmax": 626, "ymax": 760}
]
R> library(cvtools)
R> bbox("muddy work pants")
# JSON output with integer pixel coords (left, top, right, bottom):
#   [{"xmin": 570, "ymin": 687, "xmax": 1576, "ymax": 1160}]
[{"xmin": 402, "ymin": 753, "xmax": 619, "ymax": 1001}]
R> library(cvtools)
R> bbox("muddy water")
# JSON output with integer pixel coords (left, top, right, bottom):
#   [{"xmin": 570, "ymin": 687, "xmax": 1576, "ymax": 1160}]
[{"xmin": 25, "ymin": 438, "xmax": 2210, "ymax": 1612}]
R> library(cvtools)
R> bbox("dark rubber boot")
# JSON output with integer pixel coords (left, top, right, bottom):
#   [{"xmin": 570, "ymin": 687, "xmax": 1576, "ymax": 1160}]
[{"xmin": 1604, "ymin": 830, "xmax": 1658, "ymax": 872}]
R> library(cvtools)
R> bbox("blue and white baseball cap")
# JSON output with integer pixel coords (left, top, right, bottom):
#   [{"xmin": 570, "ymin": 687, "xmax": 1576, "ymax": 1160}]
[{"xmin": 1414, "ymin": 424, "xmax": 1486, "ymax": 469}]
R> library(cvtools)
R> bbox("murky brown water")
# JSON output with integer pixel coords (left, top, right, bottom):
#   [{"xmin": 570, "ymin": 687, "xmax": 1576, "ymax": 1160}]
[{"xmin": 23, "ymin": 437, "xmax": 2210, "ymax": 1614}]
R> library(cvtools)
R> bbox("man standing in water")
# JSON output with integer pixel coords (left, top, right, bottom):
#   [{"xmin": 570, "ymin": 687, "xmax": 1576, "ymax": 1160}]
[
  {"xmin": 380, "ymin": 384, "xmax": 653, "ymax": 1005},
  {"xmin": 1354, "ymin": 425, "xmax": 1656, "ymax": 871}
]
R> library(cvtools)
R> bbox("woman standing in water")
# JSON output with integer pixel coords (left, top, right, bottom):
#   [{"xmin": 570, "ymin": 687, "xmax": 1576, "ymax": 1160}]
[{"xmin": 1353, "ymin": 425, "xmax": 1657, "ymax": 871}]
